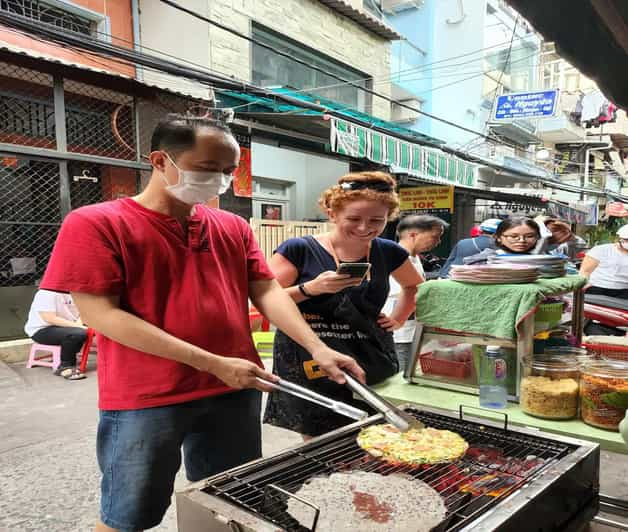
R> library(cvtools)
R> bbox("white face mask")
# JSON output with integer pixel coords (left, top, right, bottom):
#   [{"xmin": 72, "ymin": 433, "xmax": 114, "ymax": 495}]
[{"xmin": 162, "ymin": 153, "xmax": 233, "ymax": 205}]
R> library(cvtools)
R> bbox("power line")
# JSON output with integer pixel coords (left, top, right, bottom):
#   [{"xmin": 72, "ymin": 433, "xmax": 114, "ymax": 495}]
[
  {"xmin": 483, "ymin": 15, "xmax": 519, "ymax": 135},
  {"xmin": 90, "ymin": 22, "xmax": 534, "ymax": 87},
  {"xmin": 3, "ymin": 6, "xmax": 591, "ymax": 192},
  {"xmin": 157, "ymin": 0, "xmax": 522, "ymax": 149}
]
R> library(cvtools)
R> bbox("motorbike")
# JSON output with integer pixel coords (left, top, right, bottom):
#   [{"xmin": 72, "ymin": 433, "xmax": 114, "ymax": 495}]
[
  {"xmin": 421, "ymin": 253, "xmax": 446, "ymax": 280},
  {"xmin": 583, "ymin": 292, "xmax": 628, "ymax": 337}
]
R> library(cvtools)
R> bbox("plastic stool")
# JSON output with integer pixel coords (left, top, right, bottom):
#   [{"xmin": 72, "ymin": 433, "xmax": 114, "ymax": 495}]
[
  {"xmin": 253, "ymin": 331, "xmax": 275, "ymax": 358},
  {"xmin": 26, "ymin": 343, "xmax": 62, "ymax": 370},
  {"xmin": 78, "ymin": 328, "xmax": 96, "ymax": 373}
]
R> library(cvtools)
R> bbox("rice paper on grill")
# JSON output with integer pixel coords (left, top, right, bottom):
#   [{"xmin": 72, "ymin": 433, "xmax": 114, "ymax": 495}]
[
  {"xmin": 357, "ymin": 423, "xmax": 469, "ymax": 465},
  {"xmin": 287, "ymin": 471, "xmax": 446, "ymax": 532}
]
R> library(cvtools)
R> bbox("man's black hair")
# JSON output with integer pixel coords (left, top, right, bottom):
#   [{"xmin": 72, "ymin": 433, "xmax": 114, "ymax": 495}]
[
  {"xmin": 150, "ymin": 114, "xmax": 233, "ymax": 155},
  {"xmin": 396, "ymin": 214, "xmax": 449, "ymax": 237}
]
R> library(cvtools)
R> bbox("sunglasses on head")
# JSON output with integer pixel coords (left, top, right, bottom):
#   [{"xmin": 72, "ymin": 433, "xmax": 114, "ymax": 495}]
[{"xmin": 340, "ymin": 181, "xmax": 393, "ymax": 193}]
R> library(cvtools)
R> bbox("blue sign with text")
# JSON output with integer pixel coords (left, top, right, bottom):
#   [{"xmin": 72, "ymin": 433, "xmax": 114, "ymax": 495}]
[{"xmin": 494, "ymin": 90, "xmax": 559, "ymax": 120}]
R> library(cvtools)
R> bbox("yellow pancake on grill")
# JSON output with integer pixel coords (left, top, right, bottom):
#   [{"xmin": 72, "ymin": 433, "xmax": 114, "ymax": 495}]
[{"xmin": 357, "ymin": 423, "xmax": 469, "ymax": 465}]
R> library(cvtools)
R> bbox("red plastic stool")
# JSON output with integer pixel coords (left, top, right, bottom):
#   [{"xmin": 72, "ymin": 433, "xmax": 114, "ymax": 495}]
[
  {"xmin": 249, "ymin": 308, "xmax": 270, "ymax": 332},
  {"xmin": 78, "ymin": 328, "xmax": 96, "ymax": 373}
]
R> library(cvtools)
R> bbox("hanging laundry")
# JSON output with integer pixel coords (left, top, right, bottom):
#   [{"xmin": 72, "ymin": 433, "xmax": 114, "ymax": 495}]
[
  {"xmin": 581, "ymin": 90, "xmax": 606, "ymax": 122},
  {"xmin": 570, "ymin": 94, "xmax": 584, "ymax": 126},
  {"xmin": 598, "ymin": 102, "xmax": 617, "ymax": 123}
]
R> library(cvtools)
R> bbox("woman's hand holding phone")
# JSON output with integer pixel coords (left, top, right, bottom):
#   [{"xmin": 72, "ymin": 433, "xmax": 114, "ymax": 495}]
[{"xmin": 305, "ymin": 270, "xmax": 363, "ymax": 296}]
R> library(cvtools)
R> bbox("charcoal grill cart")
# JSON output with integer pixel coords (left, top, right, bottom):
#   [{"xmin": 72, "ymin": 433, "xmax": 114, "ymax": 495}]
[
  {"xmin": 176, "ymin": 405, "xmax": 599, "ymax": 532},
  {"xmin": 404, "ymin": 275, "xmax": 587, "ymax": 400}
]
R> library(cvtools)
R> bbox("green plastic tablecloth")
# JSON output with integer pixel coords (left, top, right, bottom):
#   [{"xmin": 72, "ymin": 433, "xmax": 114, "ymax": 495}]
[{"xmin": 415, "ymin": 275, "xmax": 587, "ymax": 340}]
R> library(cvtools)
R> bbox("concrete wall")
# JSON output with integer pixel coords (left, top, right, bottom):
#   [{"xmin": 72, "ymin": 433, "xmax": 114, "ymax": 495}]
[
  {"xmin": 138, "ymin": 0, "xmax": 213, "ymax": 99},
  {"xmin": 386, "ymin": 0, "xmax": 486, "ymax": 144},
  {"xmin": 251, "ymin": 141, "xmax": 349, "ymax": 220},
  {"xmin": 428, "ymin": 0, "xmax": 486, "ymax": 146},
  {"xmin": 139, "ymin": 0, "xmax": 392, "ymax": 118},
  {"xmin": 387, "ymin": 0, "xmax": 541, "ymax": 147}
]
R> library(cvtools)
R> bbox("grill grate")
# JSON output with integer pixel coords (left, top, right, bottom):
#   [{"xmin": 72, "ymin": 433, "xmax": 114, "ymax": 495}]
[{"xmin": 204, "ymin": 408, "xmax": 574, "ymax": 531}]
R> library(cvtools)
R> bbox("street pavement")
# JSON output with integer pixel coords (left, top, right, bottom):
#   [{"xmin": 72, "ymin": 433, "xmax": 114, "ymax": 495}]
[
  {"xmin": 0, "ymin": 359, "xmax": 300, "ymax": 532},
  {"xmin": 0, "ymin": 358, "xmax": 626, "ymax": 532}
]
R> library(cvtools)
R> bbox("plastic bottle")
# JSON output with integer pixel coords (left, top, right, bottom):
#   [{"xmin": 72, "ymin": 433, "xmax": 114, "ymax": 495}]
[{"xmin": 479, "ymin": 345, "xmax": 508, "ymax": 409}]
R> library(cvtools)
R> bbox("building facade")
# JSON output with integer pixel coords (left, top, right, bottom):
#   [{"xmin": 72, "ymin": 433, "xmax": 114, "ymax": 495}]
[
  {"xmin": 0, "ymin": 0, "xmax": 207, "ymax": 338},
  {"xmin": 139, "ymin": 0, "xmax": 397, "ymax": 119}
]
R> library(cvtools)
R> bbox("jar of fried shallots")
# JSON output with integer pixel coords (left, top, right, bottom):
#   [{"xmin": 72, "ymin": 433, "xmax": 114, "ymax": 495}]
[{"xmin": 520, "ymin": 355, "xmax": 580, "ymax": 420}]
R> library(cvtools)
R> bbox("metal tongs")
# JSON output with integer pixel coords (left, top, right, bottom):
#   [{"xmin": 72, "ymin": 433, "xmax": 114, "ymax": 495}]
[
  {"xmin": 257, "ymin": 377, "xmax": 369, "ymax": 421},
  {"xmin": 343, "ymin": 372, "xmax": 425, "ymax": 432}
]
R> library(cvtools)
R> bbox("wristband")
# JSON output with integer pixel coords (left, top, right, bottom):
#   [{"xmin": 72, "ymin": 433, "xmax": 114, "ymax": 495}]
[{"xmin": 298, "ymin": 283, "xmax": 312, "ymax": 298}]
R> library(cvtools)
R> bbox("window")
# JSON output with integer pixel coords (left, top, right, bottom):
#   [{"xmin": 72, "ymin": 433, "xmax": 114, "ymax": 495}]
[
  {"xmin": 0, "ymin": 90, "xmax": 123, "ymax": 154},
  {"xmin": 542, "ymin": 59, "xmax": 581, "ymax": 91},
  {"xmin": 484, "ymin": 45, "xmax": 537, "ymax": 95},
  {"xmin": 252, "ymin": 24, "xmax": 371, "ymax": 112},
  {"xmin": 1, "ymin": 0, "xmax": 106, "ymax": 38}
]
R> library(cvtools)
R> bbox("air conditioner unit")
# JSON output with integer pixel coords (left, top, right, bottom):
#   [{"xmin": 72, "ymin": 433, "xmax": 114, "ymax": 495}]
[
  {"xmin": 391, "ymin": 99, "xmax": 421, "ymax": 123},
  {"xmin": 381, "ymin": 0, "xmax": 423, "ymax": 14}
]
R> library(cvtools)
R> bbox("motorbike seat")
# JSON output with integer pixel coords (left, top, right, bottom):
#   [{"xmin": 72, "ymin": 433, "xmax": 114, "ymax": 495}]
[{"xmin": 583, "ymin": 293, "xmax": 628, "ymax": 311}]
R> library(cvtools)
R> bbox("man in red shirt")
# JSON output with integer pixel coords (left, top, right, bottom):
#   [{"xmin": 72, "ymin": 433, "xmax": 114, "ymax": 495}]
[{"xmin": 41, "ymin": 114, "xmax": 364, "ymax": 532}]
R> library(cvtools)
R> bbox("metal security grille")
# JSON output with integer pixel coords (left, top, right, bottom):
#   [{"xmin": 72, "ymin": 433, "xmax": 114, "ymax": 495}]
[
  {"xmin": 68, "ymin": 162, "xmax": 140, "ymax": 209},
  {"xmin": 0, "ymin": 0, "xmax": 95, "ymax": 36},
  {"xmin": 0, "ymin": 157, "xmax": 60, "ymax": 287},
  {"xmin": 136, "ymin": 92, "xmax": 207, "ymax": 156},
  {"xmin": 64, "ymin": 79, "xmax": 137, "ymax": 161},
  {"xmin": 0, "ymin": 61, "xmax": 55, "ymax": 149}
]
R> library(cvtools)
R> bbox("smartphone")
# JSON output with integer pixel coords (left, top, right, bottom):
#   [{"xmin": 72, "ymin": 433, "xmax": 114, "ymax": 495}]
[{"xmin": 336, "ymin": 262, "xmax": 371, "ymax": 280}]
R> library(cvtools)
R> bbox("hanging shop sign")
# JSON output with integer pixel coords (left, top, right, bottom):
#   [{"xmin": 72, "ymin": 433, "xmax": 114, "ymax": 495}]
[
  {"xmin": 547, "ymin": 202, "xmax": 589, "ymax": 224},
  {"xmin": 399, "ymin": 186, "xmax": 454, "ymax": 212},
  {"xmin": 330, "ymin": 118, "xmax": 477, "ymax": 187},
  {"xmin": 606, "ymin": 202, "xmax": 628, "ymax": 217},
  {"xmin": 584, "ymin": 202, "xmax": 599, "ymax": 226},
  {"xmin": 478, "ymin": 201, "xmax": 548, "ymax": 220},
  {"xmin": 494, "ymin": 90, "xmax": 559, "ymax": 120},
  {"xmin": 233, "ymin": 133, "xmax": 252, "ymax": 198}
]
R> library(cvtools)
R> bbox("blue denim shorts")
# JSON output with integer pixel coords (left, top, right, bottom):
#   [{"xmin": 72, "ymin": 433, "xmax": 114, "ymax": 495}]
[{"xmin": 97, "ymin": 389, "xmax": 261, "ymax": 531}]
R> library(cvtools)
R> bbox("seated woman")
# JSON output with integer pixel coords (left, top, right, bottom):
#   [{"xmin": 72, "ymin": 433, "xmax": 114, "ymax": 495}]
[
  {"xmin": 464, "ymin": 217, "xmax": 540, "ymax": 264},
  {"xmin": 494, "ymin": 217, "xmax": 541, "ymax": 255},
  {"xmin": 24, "ymin": 289, "xmax": 88, "ymax": 380},
  {"xmin": 580, "ymin": 224, "xmax": 628, "ymax": 300}
]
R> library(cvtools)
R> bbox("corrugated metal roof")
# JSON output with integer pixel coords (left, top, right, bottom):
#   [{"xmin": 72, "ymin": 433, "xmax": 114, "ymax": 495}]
[
  {"xmin": 0, "ymin": 41, "xmax": 214, "ymax": 101},
  {"xmin": 316, "ymin": 0, "xmax": 402, "ymax": 40}
]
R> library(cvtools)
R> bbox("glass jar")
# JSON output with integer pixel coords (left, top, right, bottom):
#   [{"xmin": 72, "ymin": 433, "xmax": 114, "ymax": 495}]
[
  {"xmin": 580, "ymin": 361, "xmax": 628, "ymax": 431},
  {"xmin": 520, "ymin": 355, "xmax": 580, "ymax": 420},
  {"xmin": 544, "ymin": 347, "xmax": 594, "ymax": 365}
]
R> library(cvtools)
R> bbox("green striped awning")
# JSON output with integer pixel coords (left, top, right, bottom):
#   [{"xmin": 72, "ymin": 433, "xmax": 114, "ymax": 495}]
[{"xmin": 330, "ymin": 118, "xmax": 477, "ymax": 188}]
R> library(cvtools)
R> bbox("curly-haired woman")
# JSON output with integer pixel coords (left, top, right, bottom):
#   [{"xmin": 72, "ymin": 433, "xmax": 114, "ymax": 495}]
[{"xmin": 263, "ymin": 172, "xmax": 422, "ymax": 437}]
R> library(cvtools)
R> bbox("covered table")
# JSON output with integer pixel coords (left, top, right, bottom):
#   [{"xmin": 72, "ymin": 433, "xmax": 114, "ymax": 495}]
[{"xmin": 406, "ymin": 275, "xmax": 587, "ymax": 399}]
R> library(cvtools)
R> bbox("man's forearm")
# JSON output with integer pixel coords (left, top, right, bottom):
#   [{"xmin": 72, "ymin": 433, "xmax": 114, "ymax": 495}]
[
  {"xmin": 78, "ymin": 304, "xmax": 217, "ymax": 371},
  {"xmin": 251, "ymin": 282, "xmax": 324, "ymax": 354},
  {"xmin": 43, "ymin": 315, "xmax": 80, "ymax": 328}
]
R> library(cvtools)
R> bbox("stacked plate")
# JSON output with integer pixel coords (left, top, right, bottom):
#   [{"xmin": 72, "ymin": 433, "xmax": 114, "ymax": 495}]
[
  {"xmin": 450, "ymin": 263, "xmax": 540, "ymax": 284},
  {"xmin": 488, "ymin": 254, "xmax": 567, "ymax": 279}
]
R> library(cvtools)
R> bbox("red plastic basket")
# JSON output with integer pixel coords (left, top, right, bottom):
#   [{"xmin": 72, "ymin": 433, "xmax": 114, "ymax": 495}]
[
  {"xmin": 583, "ymin": 342, "xmax": 628, "ymax": 362},
  {"xmin": 419, "ymin": 352, "xmax": 471, "ymax": 380}
]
